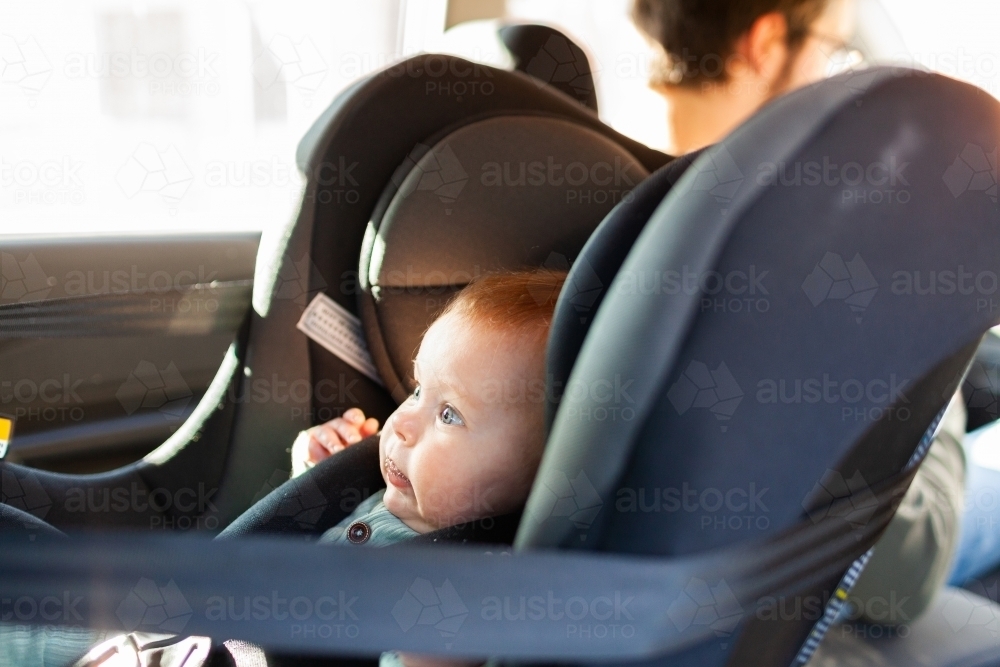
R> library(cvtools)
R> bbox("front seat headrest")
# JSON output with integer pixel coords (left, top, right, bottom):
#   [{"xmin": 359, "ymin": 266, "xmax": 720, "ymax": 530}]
[
  {"xmin": 359, "ymin": 114, "xmax": 649, "ymax": 402},
  {"xmin": 498, "ymin": 23, "xmax": 599, "ymax": 113}
]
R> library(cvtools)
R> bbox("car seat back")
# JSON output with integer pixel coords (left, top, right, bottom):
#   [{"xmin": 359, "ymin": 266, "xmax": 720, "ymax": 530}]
[
  {"xmin": 521, "ymin": 68, "xmax": 1000, "ymax": 666},
  {"xmin": 544, "ymin": 150, "xmax": 704, "ymax": 430}
]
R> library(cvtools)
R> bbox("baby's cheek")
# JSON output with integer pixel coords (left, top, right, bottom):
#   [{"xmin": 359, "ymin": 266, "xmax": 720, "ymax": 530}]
[
  {"xmin": 419, "ymin": 473, "xmax": 466, "ymax": 522},
  {"xmin": 378, "ymin": 417, "xmax": 396, "ymax": 448},
  {"xmin": 485, "ymin": 449, "xmax": 538, "ymax": 511},
  {"xmin": 419, "ymin": 471, "xmax": 485, "ymax": 526}
]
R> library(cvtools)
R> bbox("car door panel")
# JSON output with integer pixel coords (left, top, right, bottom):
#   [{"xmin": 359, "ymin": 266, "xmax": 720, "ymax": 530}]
[{"xmin": 0, "ymin": 232, "xmax": 258, "ymax": 471}]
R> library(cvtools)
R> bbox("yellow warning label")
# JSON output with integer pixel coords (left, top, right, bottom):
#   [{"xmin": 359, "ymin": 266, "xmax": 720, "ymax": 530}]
[{"xmin": 0, "ymin": 417, "xmax": 11, "ymax": 442}]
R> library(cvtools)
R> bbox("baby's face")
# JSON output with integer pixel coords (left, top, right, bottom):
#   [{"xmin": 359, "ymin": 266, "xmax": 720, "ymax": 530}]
[{"xmin": 379, "ymin": 312, "xmax": 545, "ymax": 533}]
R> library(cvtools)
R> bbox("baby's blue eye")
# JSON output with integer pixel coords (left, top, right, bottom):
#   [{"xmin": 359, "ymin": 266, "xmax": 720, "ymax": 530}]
[
  {"xmin": 440, "ymin": 405, "xmax": 464, "ymax": 426},
  {"xmin": 410, "ymin": 385, "xmax": 421, "ymax": 401}
]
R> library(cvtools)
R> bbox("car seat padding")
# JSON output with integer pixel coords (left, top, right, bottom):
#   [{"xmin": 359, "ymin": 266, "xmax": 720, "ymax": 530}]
[
  {"xmin": 218, "ymin": 435, "xmax": 521, "ymax": 546},
  {"xmin": 0, "ymin": 55, "xmax": 671, "ymax": 533},
  {"xmin": 360, "ymin": 114, "xmax": 649, "ymax": 401},
  {"xmin": 0, "ymin": 500, "xmax": 66, "ymax": 541},
  {"xmin": 544, "ymin": 148, "xmax": 705, "ymax": 431}
]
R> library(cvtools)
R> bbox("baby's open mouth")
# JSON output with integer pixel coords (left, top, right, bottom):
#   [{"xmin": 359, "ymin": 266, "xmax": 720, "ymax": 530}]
[{"xmin": 384, "ymin": 456, "xmax": 411, "ymax": 488}]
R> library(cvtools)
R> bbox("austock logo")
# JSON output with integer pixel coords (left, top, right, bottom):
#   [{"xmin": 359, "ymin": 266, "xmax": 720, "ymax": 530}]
[
  {"xmin": 1, "ymin": 155, "xmax": 86, "ymax": 206},
  {"xmin": 252, "ymin": 34, "xmax": 327, "ymax": 96},
  {"xmin": 666, "ymin": 360, "xmax": 744, "ymax": 431},
  {"xmin": 689, "ymin": 146, "xmax": 744, "ymax": 205},
  {"xmin": 802, "ymin": 469, "xmax": 878, "ymax": 533},
  {"xmin": 801, "ymin": 252, "xmax": 878, "ymax": 323},
  {"xmin": 274, "ymin": 252, "xmax": 327, "ymax": 306},
  {"xmin": 252, "ymin": 469, "xmax": 329, "ymax": 531},
  {"xmin": 115, "ymin": 360, "xmax": 193, "ymax": 419},
  {"xmin": 755, "ymin": 373, "xmax": 911, "ymax": 425},
  {"xmin": 0, "ymin": 34, "xmax": 52, "ymax": 97},
  {"xmin": 963, "ymin": 360, "xmax": 1000, "ymax": 419},
  {"xmin": 393, "ymin": 142, "xmax": 469, "ymax": 212},
  {"xmin": 943, "ymin": 143, "xmax": 997, "ymax": 203},
  {"xmin": 942, "ymin": 580, "xmax": 1000, "ymax": 636},
  {"xmin": 393, "ymin": 578, "xmax": 469, "ymax": 648},
  {"xmin": 524, "ymin": 33, "xmax": 594, "ymax": 104},
  {"xmin": 526, "ymin": 469, "xmax": 603, "ymax": 538},
  {"xmin": 0, "ymin": 251, "xmax": 55, "ymax": 302},
  {"xmin": 615, "ymin": 482, "xmax": 770, "ymax": 532},
  {"xmin": 116, "ymin": 143, "xmax": 194, "ymax": 203},
  {"xmin": 667, "ymin": 578, "xmax": 743, "ymax": 647},
  {"xmin": 551, "ymin": 253, "xmax": 603, "ymax": 324},
  {"xmin": 526, "ymin": 252, "xmax": 603, "ymax": 324},
  {"xmin": 1, "ymin": 467, "xmax": 53, "ymax": 521},
  {"xmin": 117, "ymin": 578, "xmax": 192, "ymax": 633}
]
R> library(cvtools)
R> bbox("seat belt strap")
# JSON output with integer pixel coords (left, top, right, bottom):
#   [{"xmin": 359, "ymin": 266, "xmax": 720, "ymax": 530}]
[
  {"xmin": 0, "ymin": 440, "xmax": 927, "ymax": 662},
  {"xmin": 789, "ymin": 404, "xmax": 948, "ymax": 666}
]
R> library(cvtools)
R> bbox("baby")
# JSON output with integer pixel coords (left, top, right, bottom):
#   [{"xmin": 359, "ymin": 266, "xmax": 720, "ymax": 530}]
[
  {"xmin": 291, "ymin": 270, "xmax": 565, "ymax": 667},
  {"xmin": 292, "ymin": 269, "xmax": 565, "ymax": 540}
]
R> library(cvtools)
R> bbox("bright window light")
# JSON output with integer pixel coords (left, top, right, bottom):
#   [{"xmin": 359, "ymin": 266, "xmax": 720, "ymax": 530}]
[
  {"xmin": 0, "ymin": 0, "xmax": 408, "ymax": 236},
  {"xmin": 2, "ymin": 0, "xmax": 997, "ymax": 236}
]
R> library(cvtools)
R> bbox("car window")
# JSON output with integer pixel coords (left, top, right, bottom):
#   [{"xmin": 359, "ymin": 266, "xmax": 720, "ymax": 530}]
[
  {"xmin": 3, "ymin": 0, "xmax": 998, "ymax": 239},
  {"xmin": 1, "ymin": 1, "xmax": 406, "ymax": 237}
]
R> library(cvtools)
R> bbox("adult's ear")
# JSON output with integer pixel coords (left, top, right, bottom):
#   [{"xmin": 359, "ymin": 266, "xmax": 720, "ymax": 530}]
[{"xmin": 733, "ymin": 11, "xmax": 792, "ymax": 85}]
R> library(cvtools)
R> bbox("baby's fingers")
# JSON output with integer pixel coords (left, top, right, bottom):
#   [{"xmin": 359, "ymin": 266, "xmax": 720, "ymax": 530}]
[
  {"xmin": 359, "ymin": 417, "xmax": 379, "ymax": 437},
  {"xmin": 333, "ymin": 420, "xmax": 364, "ymax": 446},
  {"xmin": 309, "ymin": 423, "xmax": 345, "ymax": 453},
  {"xmin": 307, "ymin": 431, "xmax": 334, "ymax": 464},
  {"xmin": 343, "ymin": 407, "xmax": 366, "ymax": 424}
]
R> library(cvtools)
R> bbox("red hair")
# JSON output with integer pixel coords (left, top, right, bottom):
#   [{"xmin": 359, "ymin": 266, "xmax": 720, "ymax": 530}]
[{"xmin": 439, "ymin": 270, "xmax": 568, "ymax": 340}]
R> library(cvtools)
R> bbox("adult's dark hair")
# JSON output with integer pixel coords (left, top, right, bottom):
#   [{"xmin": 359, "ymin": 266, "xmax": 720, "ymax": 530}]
[{"xmin": 631, "ymin": 0, "xmax": 831, "ymax": 87}]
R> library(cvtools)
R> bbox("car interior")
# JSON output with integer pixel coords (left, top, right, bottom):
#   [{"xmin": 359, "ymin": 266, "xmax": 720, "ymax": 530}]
[{"xmin": 3, "ymin": 7, "xmax": 1000, "ymax": 667}]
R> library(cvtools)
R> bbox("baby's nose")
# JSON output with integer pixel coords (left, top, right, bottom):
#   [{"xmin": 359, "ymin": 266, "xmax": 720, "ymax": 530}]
[{"xmin": 390, "ymin": 407, "xmax": 419, "ymax": 444}]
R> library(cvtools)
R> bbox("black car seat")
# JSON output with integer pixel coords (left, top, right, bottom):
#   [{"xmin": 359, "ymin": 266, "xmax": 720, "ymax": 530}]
[
  {"xmin": 0, "ymin": 51, "xmax": 668, "ymax": 532},
  {"xmin": 516, "ymin": 66, "xmax": 1000, "ymax": 666}
]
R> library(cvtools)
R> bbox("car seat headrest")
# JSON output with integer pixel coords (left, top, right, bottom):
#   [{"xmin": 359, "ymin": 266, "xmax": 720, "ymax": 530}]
[
  {"xmin": 436, "ymin": 21, "xmax": 599, "ymax": 113},
  {"xmin": 497, "ymin": 24, "xmax": 599, "ymax": 113},
  {"xmin": 359, "ymin": 114, "xmax": 649, "ymax": 401}
]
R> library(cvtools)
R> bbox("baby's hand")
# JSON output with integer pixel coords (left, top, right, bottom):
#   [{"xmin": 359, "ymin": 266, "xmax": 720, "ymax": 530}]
[{"xmin": 291, "ymin": 408, "xmax": 379, "ymax": 477}]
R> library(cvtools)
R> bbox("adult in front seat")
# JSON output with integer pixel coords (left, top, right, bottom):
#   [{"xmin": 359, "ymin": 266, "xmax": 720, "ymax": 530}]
[
  {"xmin": 633, "ymin": 0, "xmax": 859, "ymax": 154},
  {"xmin": 630, "ymin": 0, "xmax": 967, "ymax": 625}
]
